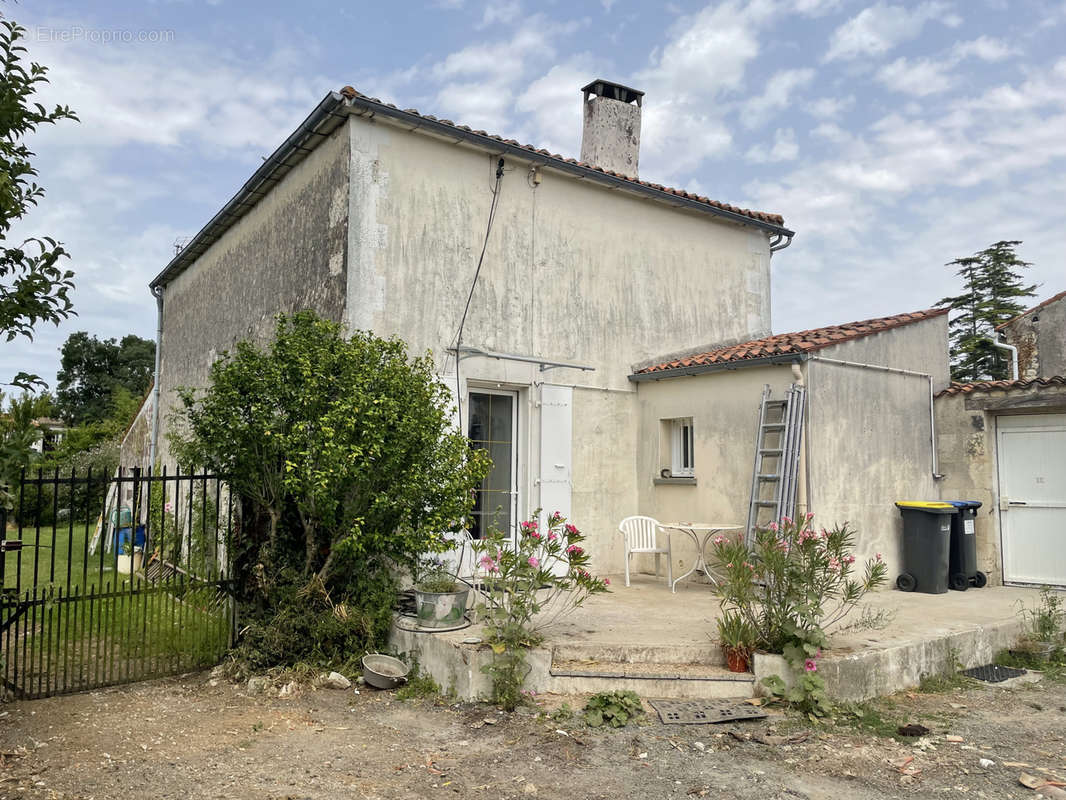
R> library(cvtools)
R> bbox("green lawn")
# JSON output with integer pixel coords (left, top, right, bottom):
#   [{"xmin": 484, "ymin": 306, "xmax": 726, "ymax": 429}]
[{"xmin": 2, "ymin": 522, "xmax": 233, "ymax": 698}]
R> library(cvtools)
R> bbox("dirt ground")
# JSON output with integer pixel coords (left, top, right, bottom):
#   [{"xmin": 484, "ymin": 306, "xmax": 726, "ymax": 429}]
[{"xmin": 0, "ymin": 669, "xmax": 1064, "ymax": 800}]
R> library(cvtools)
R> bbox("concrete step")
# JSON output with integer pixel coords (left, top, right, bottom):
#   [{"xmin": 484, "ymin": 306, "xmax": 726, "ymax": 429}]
[
  {"xmin": 547, "ymin": 659, "xmax": 754, "ymax": 699},
  {"xmin": 551, "ymin": 642, "xmax": 725, "ymax": 666}
]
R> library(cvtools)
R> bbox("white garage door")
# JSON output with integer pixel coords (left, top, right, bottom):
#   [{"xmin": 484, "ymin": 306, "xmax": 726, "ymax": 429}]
[{"xmin": 998, "ymin": 413, "xmax": 1066, "ymax": 587}]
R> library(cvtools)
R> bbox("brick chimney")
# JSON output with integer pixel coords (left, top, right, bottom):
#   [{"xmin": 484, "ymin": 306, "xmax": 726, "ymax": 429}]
[{"xmin": 580, "ymin": 79, "xmax": 644, "ymax": 179}]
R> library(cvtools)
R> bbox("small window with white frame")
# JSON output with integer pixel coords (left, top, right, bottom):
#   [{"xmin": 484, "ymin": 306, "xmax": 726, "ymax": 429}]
[{"xmin": 662, "ymin": 417, "xmax": 694, "ymax": 478}]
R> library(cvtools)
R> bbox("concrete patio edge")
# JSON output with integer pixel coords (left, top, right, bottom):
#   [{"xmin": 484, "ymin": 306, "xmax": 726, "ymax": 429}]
[{"xmin": 753, "ymin": 615, "xmax": 1027, "ymax": 702}]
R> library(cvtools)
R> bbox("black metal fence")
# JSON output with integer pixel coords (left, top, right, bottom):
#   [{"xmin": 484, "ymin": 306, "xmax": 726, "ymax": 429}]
[{"xmin": 1, "ymin": 467, "xmax": 236, "ymax": 699}]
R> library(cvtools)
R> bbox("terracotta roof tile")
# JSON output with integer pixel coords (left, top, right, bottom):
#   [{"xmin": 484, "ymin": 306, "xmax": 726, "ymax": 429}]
[
  {"xmin": 935, "ymin": 375, "xmax": 1066, "ymax": 397},
  {"xmin": 995, "ymin": 289, "xmax": 1066, "ymax": 331},
  {"xmin": 636, "ymin": 308, "xmax": 949, "ymax": 375},
  {"xmin": 338, "ymin": 85, "xmax": 786, "ymax": 228}
]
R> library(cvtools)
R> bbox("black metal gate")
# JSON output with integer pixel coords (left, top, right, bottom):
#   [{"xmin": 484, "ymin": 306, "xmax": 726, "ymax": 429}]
[{"xmin": 1, "ymin": 467, "xmax": 236, "ymax": 699}]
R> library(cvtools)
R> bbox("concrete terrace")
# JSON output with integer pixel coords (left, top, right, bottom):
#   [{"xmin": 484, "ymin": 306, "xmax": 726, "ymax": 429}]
[{"xmin": 391, "ymin": 576, "xmax": 1043, "ymax": 702}]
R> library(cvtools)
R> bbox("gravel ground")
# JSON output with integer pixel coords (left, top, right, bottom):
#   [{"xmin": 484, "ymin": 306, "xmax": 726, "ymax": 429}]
[{"xmin": 0, "ymin": 669, "xmax": 1064, "ymax": 799}]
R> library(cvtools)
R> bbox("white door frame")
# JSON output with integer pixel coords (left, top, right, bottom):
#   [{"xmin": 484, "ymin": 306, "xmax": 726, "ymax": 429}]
[
  {"xmin": 996, "ymin": 412, "xmax": 1066, "ymax": 587},
  {"xmin": 467, "ymin": 384, "xmax": 525, "ymax": 544}
]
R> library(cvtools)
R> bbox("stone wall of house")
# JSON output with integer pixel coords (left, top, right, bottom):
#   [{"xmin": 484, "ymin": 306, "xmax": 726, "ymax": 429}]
[
  {"xmin": 1000, "ymin": 291, "xmax": 1066, "ymax": 379},
  {"xmin": 342, "ymin": 112, "xmax": 777, "ymax": 573},
  {"xmin": 807, "ymin": 314, "xmax": 951, "ymax": 571},
  {"xmin": 119, "ymin": 392, "xmax": 153, "ymax": 470},
  {"xmin": 155, "ymin": 125, "xmax": 350, "ymax": 463}
]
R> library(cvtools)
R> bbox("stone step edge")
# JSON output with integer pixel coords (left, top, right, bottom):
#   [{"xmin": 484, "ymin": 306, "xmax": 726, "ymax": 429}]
[
  {"xmin": 550, "ymin": 643, "xmax": 725, "ymax": 666},
  {"xmin": 549, "ymin": 665, "xmax": 754, "ymax": 683}
]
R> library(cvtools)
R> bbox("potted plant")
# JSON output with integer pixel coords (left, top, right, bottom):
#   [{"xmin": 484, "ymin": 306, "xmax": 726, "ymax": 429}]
[
  {"xmin": 1017, "ymin": 587, "xmax": 1064, "ymax": 662},
  {"xmin": 116, "ymin": 539, "xmax": 143, "ymax": 576},
  {"xmin": 717, "ymin": 610, "xmax": 756, "ymax": 673},
  {"xmin": 413, "ymin": 558, "xmax": 469, "ymax": 629}
]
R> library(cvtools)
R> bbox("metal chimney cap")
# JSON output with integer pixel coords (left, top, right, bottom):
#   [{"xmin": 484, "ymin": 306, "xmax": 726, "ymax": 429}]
[{"xmin": 581, "ymin": 79, "xmax": 644, "ymax": 106}]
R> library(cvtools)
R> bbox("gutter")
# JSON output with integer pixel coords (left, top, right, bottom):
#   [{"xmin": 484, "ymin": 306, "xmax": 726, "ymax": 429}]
[{"xmin": 627, "ymin": 353, "xmax": 804, "ymax": 382}]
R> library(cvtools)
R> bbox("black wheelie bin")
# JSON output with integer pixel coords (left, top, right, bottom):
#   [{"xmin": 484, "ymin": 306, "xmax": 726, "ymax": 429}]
[
  {"xmin": 946, "ymin": 500, "xmax": 986, "ymax": 590},
  {"xmin": 893, "ymin": 501, "xmax": 954, "ymax": 594}
]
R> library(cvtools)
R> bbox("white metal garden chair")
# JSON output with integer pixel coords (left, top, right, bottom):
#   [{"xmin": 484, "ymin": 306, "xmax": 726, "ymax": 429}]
[{"xmin": 618, "ymin": 515, "xmax": 672, "ymax": 587}]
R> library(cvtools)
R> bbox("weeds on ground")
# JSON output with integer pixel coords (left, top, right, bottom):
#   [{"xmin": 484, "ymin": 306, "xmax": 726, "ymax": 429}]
[
  {"xmin": 833, "ymin": 700, "xmax": 908, "ymax": 740},
  {"xmin": 583, "ymin": 690, "xmax": 645, "ymax": 728},
  {"xmin": 916, "ymin": 650, "xmax": 974, "ymax": 694},
  {"xmin": 395, "ymin": 662, "xmax": 441, "ymax": 701},
  {"xmin": 995, "ymin": 648, "xmax": 1066, "ymax": 681}
]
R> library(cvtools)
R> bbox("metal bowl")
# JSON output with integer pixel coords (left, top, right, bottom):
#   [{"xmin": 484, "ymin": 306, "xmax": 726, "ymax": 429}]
[{"xmin": 361, "ymin": 654, "xmax": 410, "ymax": 690}]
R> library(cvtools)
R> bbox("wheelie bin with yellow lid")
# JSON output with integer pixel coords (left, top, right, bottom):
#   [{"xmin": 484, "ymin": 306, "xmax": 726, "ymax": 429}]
[{"xmin": 894, "ymin": 501, "xmax": 954, "ymax": 594}]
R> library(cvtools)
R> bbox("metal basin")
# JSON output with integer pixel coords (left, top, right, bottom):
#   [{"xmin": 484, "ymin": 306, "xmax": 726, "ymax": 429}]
[{"xmin": 361, "ymin": 654, "xmax": 410, "ymax": 689}]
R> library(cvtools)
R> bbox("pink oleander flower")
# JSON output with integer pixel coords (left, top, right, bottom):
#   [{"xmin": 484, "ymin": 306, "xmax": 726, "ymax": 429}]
[
  {"xmin": 529, "ymin": 531, "xmax": 541, "ymax": 540},
  {"xmin": 805, "ymin": 511, "xmax": 815, "ymax": 520},
  {"xmin": 566, "ymin": 544, "xmax": 583, "ymax": 556},
  {"xmin": 845, "ymin": 554, "xmax": 856, "ymax": 564},
  {"xmin": 782, "ymin": 515, "xmax": 793, "ymax": 525},
  {"xmin": 768, "ymin": 521, "xmax": 779, "ymax": 533},
  {"xmin": 164, "ymin": 501, "xmax": 174, "ymax": 514},
  {"xmin": 804, "ymin": 659, "xmax": 818, "ymax": 672},
  {"xmin": 527, "ymin": 556, "xmax": 540, "ymax": 568},
  {"xmin": 479, "ymin": 554, "xmax": 500, "ymax": 574},
  {"xmin": 564, "ymin": 523, "xmax": 579, "ymax": 536},
  {"xmin": 713, "ymin": 535, "xmax": 725, "ymax": 545},
  {"xmin": 549, "ymin": 511, "xmax": 563, "ymax": 524},
  {"xmin": 547, "ymin": 532, "xmax": 558, "ymax": 542},
  {"xmin": 520, "ymin": 520, "xmax": 538, "ymax": 533},
  {"xmin": 875, "ymin": 552, "xmax": 883, "ymax": 562},
  {"xmin": 603, "ymin": 577, "xmax": 610, "ymax": 586}
]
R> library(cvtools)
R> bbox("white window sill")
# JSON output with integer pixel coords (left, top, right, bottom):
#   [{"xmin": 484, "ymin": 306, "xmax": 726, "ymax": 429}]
[{"xmin": 654, "ymin": 476, "xmax": 697, "ymax": 486}]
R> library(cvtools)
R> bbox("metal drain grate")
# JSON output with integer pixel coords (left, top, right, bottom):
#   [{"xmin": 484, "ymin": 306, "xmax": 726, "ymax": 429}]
[
  {"xmin": 961, "ymin": 664, "xmax": 1027, "ymax": 683},
  {"xmin": 648, "ymin": 699, "xmax": 767, "ymax": 725}
]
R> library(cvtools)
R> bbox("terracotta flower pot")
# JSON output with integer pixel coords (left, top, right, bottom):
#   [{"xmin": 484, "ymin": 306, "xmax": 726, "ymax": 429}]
[{"xmin": 724, "ymin": 646, "xmax": 751, "ymax": 673}]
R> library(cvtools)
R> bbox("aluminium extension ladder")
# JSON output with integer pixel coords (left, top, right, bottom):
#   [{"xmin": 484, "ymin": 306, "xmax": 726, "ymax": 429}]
[{"xmin": 744, "ymin": 384, "xmax": 806, "ymax": 546}]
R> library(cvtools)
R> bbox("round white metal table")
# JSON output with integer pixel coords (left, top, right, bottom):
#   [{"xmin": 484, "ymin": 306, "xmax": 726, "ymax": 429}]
[{"xmin": 659, "ymin": 522, "xmax": 744, "ymax": 593}]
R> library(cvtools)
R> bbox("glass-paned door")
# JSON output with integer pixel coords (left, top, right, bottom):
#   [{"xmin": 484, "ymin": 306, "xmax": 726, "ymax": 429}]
[{"xmin": 468, "ymin": 390, "xmax": 517, "ymax": 540}]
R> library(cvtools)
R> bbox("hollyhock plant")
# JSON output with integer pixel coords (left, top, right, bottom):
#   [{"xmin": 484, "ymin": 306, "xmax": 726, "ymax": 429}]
[{"xmin": 472, "ymin": 510, "xmax": 609, "ymax": 710}]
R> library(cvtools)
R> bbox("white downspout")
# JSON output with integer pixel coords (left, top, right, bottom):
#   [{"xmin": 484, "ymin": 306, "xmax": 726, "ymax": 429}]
[
  {"xmin": 148, "ymin": 286, "xmax": 164, "ymax": 468},
  {"xmin": 991, "ymin": 338, "xmax": 1018, "ymax": 381}
]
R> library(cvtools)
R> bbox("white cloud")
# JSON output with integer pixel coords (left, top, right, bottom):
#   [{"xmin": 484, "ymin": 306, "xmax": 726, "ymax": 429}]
[
  {"xmin": 952, "ymin": 35, "xmax": 1014, "ymax": 62},
  {"xmin": 515, "ymin": 57, "xmax": 603, "ymax": 156},
  {"xmin": 806, "ymin": 95, "xmax": 854, "ymax": 118},
  {"xmin": 741, "ymin": 67, "xmax": 815, "ymax": 128},
  {"xmin": 876, "ymin": 56, "xmax": 956, "ymax": 96},
  {"xmin": 746, "ymin": 127, "xmax": 799, "ymax": 162},
  {"xmin": 477, "ymin": 0, "xmax": 522, "ymax": 29},
  {"xmin": 824, "ymin": 2, "xmax": 957, "ymax": 62}
]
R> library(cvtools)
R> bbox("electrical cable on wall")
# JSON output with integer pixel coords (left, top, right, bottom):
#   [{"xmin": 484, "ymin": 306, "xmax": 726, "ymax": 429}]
[{"xmin": 452, "ymin": 157, "xmax": 505, "ymax": 429}]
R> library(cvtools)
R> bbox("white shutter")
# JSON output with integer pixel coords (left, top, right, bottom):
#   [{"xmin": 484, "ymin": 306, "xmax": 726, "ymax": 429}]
[
  {"xmin": 438, "ymin": 373, "xmax": 464, "ymax": 433},
  {"xmin": 433, "ymin": 373, "xmax": 469, "ymax": 578},
  {"xmin": 539, "ymin": 384, "xmax": 573, "ymax": 576}
]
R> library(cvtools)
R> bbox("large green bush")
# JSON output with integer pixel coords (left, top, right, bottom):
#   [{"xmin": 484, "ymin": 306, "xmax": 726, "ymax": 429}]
[{"xmin": 172, "ymin": 311, "xmax": 488, "ymax": 668}]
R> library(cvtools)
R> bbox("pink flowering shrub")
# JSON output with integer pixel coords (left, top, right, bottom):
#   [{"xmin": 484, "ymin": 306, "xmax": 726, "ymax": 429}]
[
  {"xmin": 712, "ymin": 514, "xmax": 886, "ymax": 717},
  {"xmin": 472, "ymin": 511, "xmax": 609, "ymax": 710},
  {"xmin": 711, "ymin": 513, "xmax": 887, "ymax": 655}
]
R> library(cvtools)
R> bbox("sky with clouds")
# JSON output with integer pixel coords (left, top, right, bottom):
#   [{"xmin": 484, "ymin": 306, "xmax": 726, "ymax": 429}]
[{"xmin": 3, "ymin": 0, "xmax": 1065, "ymax": 388}]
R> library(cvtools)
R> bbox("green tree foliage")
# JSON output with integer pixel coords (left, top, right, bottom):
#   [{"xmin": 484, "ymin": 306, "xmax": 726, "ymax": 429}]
[
  {"xmin": 171, "ymin": 311, "xmax": 489, "ymax": 666},
  {"xmin": 937, "ymin": 240, "xmax": 1037, "ymax": 382},
  {"xmin": 0, "ymin": 390, "xmax": 53, "ymax": 494},
  {"xmin": 0, "ymin": 18, "xmax": 78, "ymax": 390},
  {"xmin": 56, "ymin": 332, "xmax": 155, "ymax": 425}
]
